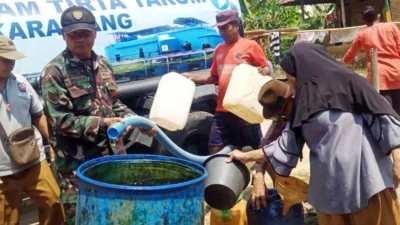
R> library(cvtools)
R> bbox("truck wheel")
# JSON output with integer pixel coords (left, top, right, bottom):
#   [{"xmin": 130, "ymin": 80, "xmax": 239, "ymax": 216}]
[{"xmin": 154, "ymin": 111, "xmax": 213, "ymax": 156}]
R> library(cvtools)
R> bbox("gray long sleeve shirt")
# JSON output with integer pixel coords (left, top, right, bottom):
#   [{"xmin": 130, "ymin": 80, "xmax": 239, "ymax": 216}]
[{"xmin": 263, "ymin": 110, "xmax": 400, "ymax": 214}]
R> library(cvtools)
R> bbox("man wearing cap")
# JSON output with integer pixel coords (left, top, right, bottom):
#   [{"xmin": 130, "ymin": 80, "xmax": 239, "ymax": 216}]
[
  {"xmin": 40, "ymin": 6, "xmax": 156, "ymax": 224},
  {"xmin": 0, "ymin": 35, "xmax": 65, "ymax": 224},
  {"xmin": 183, "ymin": 10, "xmax": 271, "ymax": 154}
]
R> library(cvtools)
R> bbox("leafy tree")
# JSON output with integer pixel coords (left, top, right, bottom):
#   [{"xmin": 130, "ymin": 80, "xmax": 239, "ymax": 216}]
[
  {"xmin": 240, "ymin": 0, "xmax": 335, "ymax": 66},
  {"xmin": 241, "ymin": 0, "xmax": 300, "ymax": 31},
  {"xmin": 300, "ymin": 4, "xmax": 335, "ymax": 30}
]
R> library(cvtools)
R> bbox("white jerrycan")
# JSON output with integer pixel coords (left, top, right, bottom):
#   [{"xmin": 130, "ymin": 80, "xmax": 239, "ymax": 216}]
[
  {"xmin": 149, "ymin": 72, "xmax": 195, "ymax": 131},
  {"xmin": 223, "ymin": 64, "xmax": 272, "ymax": 124}
]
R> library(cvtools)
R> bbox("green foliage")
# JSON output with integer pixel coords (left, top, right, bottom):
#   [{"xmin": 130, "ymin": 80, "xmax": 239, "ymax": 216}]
[
  {"xmin": 242, "ymin": 0, "xmax": 299, "ymax": 31},
  {"xmin": 240, "ymin": 0, "xmax": 335, "ymax": 65},
  {"xmin": 300, "ymin": 4, "xmax": 336, "ymax": 30}
]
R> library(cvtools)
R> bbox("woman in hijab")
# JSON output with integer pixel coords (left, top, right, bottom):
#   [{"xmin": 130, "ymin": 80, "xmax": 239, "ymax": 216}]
[
  {"xmin": 343, "ymin": 6, "xmax": 400, "ymax": 115},
  {"xmin": 227, "ymin": 42, "xmax": 400, "ymax": 225}
]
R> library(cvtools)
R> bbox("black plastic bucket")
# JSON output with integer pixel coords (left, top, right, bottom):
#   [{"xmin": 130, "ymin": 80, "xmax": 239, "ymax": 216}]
[{"xmin": 203, "ymin": 154, "xmax": 250, "ymax": 210}]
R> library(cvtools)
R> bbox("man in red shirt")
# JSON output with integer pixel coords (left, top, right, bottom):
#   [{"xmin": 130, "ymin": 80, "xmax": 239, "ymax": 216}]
[{"xmin": 184, "ymin": 10, "xmax": 271, "ymax": 154}]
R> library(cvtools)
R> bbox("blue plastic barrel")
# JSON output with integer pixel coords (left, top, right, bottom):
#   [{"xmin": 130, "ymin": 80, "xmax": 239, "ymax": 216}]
[{"xmin": 76, "ymin": 154, "xmax": 208, "ymax": 225}]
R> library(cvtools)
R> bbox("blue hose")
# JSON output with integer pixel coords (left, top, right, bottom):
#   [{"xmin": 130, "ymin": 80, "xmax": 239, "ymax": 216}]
[{"xmin": 107, "ymin": 115, "xmax": 235, "ymax": 165}]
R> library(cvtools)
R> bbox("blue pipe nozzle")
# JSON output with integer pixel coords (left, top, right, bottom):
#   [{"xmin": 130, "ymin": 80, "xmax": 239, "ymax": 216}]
[
  {"xmin": 107, "ymin": 122, "xmax": 126, "ymax": 140},
  {"xmin": 107, "ymin": 115, "xmax": 235, "ymax": 164}
]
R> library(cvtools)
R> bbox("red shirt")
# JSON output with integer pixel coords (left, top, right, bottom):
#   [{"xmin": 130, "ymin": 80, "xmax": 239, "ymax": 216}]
[
  {"xmin": 210, "ymin": 38, "xmax": 269, "ymax": 112},
  {"xmin": 343, "ymin": 23, "xmax": 400, "ymax": 90}
]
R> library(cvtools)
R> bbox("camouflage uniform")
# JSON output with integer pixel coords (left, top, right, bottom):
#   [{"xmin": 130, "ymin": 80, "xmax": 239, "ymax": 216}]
[{"xmin": 40, "ymin": 49, "xmax": 134, "ymax": 224}]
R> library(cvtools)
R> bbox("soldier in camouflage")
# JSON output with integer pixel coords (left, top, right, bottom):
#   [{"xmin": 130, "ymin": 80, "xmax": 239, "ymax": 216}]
[{"xmin": 40, "ymin": 6, "xmax": 156, "ymax": 224}]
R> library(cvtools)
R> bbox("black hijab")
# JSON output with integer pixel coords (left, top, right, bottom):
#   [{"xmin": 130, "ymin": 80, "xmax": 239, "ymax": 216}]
[{"xmin": 280, "ymin": 42, "xmax": 399, "ymax": 132}]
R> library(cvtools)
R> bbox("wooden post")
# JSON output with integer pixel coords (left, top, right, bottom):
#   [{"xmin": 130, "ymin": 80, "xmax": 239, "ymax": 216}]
[
  {"xmin": 385, "ymin": 0, "xmax": 392, "ymax": 22},
  {"xmin": 301, "ymin": 0, "xmax": 305, "ymax": 20},
  {"xmin": 370, "ymin": 48, "xmax": 379, "ymax": 92},
  {"xmin": 340, "ymin": 0, "xmax": 346, "ymax": 27}
]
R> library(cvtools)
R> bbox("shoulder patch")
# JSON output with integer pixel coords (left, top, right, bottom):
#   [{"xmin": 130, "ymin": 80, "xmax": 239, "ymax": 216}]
[
  {"xmin": 18, "ymin": 82, "xmax": 26, "ymax": 92},
  {"xmin": 47, "ymin": 90, "xmax": 61, "ymax": 105}
]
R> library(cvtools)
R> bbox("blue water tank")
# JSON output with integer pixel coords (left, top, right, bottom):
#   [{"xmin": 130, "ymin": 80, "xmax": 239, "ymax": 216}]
[
  {"xmin": 75, "ymin": 154, "xmax": 207, "ymax": 225},
  {"xmin": 158, "ymin": 35, "xmax": 180, "ymax": 53}
]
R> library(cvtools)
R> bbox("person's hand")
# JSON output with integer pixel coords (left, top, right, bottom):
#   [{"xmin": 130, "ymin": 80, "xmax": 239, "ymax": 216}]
[
  {"xmin": 252, "ymin": 172, "xmax": 268, "ymax": 209},
  {"xmin": 227, "ymin": 149, "xmax": 267, "ymax": 164},
  {"xmin": 0, "ymin": 177, "xmax": 3, "ymax": 185},
  {"xmin": 104, "ymin": 117, "xmax": 123, "ymax": 128},
  {"xmin": 182, "ymin": 73, "xmax": 193, "ymax": 80},
  {"xmin": 104, "ymin": 118, "xmax": 133, "ymax": 139},
  {"xmin": 49, "ymin": 146, "xmax": 56, "ymax": 162},
  {"xmin": 122, "ymin": 126, "xmax": 133, "ymax": 137},
  {"xmin": 258, "ymin": 67, "xmax": 271, "ymax": 76},
  {"xmin": 226, "ymin": 150, "xmax": 250, "ymax": 164},
  {"xmin": 139, "ymin": 127, "xmax": 157, "ymax": 137},
  {"xmin": 392, "ymin": 149, "xmax": 400, "ymax": 189}
]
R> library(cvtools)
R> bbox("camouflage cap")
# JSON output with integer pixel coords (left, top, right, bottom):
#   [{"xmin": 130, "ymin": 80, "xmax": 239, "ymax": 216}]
[
  {"xmin": 0, "ymin": 35, "xmax": 25, "ymax": 60},
  {"xmin": 61, "ymin": 6, "xmax": 96, "ymax": 33}
]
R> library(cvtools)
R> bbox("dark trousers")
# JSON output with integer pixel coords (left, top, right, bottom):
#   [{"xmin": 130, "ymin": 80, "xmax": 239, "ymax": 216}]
[
  {"xmin": 208, "ymin": 112, "xmax": 262, "ymax": 149},
  {"xmin": 380, "ymin": 89, "xmax": 400, "ymax": 115}
]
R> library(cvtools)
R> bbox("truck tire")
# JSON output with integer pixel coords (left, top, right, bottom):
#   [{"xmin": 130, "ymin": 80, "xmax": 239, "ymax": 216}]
[{"xmin": 154, "ymin": 111, "xmax": 213, "ymax": 156}]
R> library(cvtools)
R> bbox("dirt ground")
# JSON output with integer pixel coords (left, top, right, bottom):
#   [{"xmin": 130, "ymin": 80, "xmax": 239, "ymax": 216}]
[{"xmin": 203, "ymin": 119, "xmax": 317, "ymax": 225}]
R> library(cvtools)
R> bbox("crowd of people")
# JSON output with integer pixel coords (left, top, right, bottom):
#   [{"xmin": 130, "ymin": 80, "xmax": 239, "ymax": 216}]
[{"xmin": 0, "ymin": 4, "xmax": 399, "ymax": 225}]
